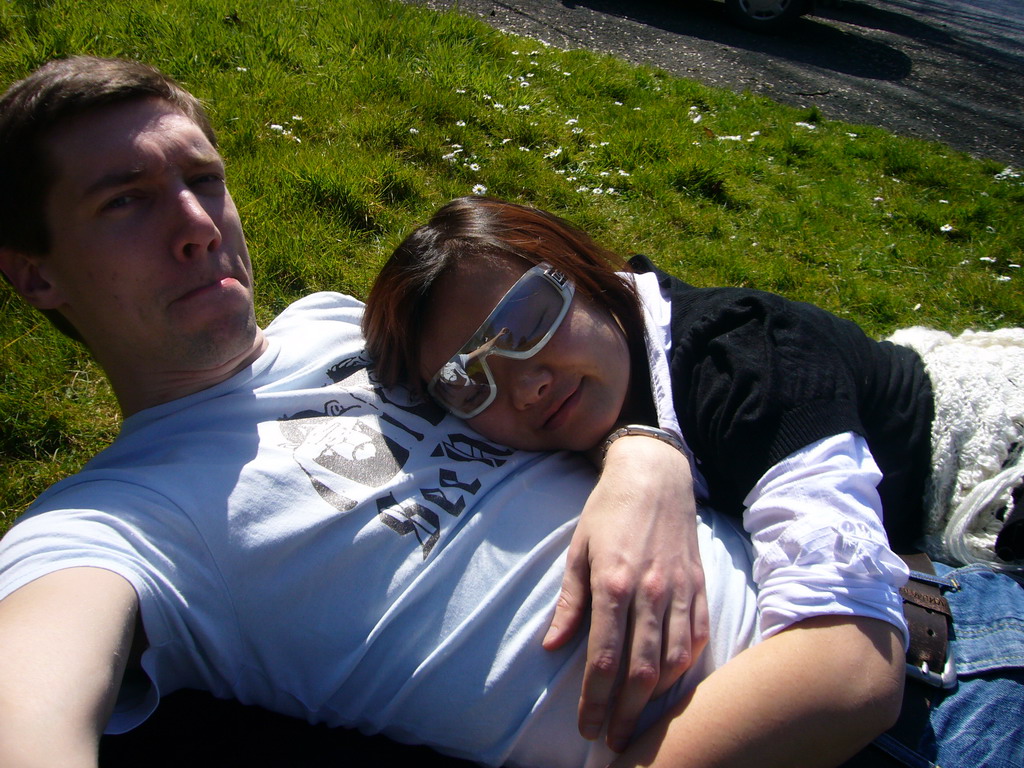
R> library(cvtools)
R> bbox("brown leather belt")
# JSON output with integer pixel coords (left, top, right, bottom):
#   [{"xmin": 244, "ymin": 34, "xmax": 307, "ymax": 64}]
[{"xmin": 898, "ymin": 552, "xmax": 956, "ymax": 688}]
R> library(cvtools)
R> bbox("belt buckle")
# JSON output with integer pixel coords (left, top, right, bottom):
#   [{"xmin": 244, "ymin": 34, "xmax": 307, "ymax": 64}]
[{"xmin": 905, "ymin": 645, "xmax": 957, "ymax": 689}]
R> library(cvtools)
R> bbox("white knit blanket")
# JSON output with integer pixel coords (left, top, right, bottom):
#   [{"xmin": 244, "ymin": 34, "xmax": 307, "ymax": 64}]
[{"xmin": 888, "ymin": 326, "xmax": 1024, "ymax": 567}]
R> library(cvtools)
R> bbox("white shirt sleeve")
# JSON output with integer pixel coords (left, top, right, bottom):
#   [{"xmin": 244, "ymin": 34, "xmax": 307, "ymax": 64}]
[{"xmin": 743, "ymin": 432, "xmax": 910, "ymax": 647}]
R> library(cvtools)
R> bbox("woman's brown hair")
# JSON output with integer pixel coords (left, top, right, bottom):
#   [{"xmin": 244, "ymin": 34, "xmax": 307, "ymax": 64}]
[{"xmin": 363, "ymin": 196, "xmax": 645, "ymax": 394}]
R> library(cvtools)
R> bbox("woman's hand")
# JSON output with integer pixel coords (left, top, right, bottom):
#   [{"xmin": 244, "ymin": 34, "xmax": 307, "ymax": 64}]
[{"xmin": 543, "ymin": 434, "xmax": 708, "ymax": 753}]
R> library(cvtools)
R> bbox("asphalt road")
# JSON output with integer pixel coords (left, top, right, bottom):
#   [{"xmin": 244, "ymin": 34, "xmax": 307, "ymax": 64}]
[{"xmin": 409, "ymin": 0, "xmax": 1024, "ymax": 167}]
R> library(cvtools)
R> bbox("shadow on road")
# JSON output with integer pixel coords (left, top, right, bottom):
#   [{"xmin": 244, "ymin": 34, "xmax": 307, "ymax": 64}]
[{"xmin": 564, "ymin": 0, "xmax": 913, "ymax": 80}]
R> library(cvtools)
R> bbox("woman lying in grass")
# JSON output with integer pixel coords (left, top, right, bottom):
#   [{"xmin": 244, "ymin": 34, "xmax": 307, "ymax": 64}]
[{"xmin": 362, "ymin": 195, "xmax": 1024, "ymax": 766}]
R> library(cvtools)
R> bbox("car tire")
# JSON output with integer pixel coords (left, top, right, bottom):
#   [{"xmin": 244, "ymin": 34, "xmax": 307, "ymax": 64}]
[{"xmin": 724, "ymin": 0, "xmax": 811, "ymax": 32}]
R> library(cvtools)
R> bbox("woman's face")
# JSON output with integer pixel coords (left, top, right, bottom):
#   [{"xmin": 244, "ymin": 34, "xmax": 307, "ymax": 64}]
[{"xmin": 419, "ymin": 256, "xmax": 631, "ymax": 452}]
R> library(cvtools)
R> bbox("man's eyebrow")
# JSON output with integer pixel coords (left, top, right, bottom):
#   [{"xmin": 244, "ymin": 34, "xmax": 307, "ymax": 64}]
[
  {"xmin": 82, "ymin": 167, "xmax": 147, "ymax": 198},
  {"xmin": 81, "ymin": 153, "xmax": 225, "ymax": 198}
]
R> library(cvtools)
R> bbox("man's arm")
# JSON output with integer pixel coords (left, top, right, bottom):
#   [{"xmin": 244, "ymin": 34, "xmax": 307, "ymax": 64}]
[
  {"xmin": 0, "ymin": 567, "xmax": 139, "ymax": 768},
  {"xmin": 612, "ymin": 615, "xmax": 905, "ymax": 768}
]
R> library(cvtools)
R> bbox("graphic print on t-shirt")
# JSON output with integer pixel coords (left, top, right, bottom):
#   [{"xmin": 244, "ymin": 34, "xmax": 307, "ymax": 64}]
[{"xmin": 277, "ymin": 355, "xmax": 513, "ymax": 559}]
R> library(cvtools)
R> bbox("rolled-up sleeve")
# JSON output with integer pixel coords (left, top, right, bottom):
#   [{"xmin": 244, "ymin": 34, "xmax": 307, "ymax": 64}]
[{"xmin": 743, "ymin": 432, "xmax": 910, "ymax": 648}]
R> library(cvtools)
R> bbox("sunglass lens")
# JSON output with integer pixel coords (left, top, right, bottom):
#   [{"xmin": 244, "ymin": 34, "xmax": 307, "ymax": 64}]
[
  {"xmin": 478, "ymin": 278, "xmax": 565, "ymax": 353},
  {"xmin": 433, "ymin": 357, "xmax": 492, "ymax": 417}
]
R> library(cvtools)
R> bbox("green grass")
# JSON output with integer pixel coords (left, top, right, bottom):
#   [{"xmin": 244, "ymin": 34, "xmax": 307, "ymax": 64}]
[{"xmin": 1, "ymin": 0, "xmax": 1022, "ymax": 528}]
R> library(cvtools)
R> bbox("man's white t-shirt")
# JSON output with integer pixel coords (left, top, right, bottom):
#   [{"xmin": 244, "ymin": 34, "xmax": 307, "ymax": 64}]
[{"xmin": 0, "ymin": 292, "xmax": 760, "ymax": 767}]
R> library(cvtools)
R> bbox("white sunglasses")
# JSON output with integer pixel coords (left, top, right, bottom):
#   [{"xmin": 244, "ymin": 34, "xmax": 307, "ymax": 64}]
[{"xmin": 427, "ymin": 263, "xmax": 575, "ymax": 419}]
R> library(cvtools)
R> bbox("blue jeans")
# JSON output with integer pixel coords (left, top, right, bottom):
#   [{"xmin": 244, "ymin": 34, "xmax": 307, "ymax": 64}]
[{"xmin": 859, "ymin": 563, "xmax": 1024, "ymax": 768}]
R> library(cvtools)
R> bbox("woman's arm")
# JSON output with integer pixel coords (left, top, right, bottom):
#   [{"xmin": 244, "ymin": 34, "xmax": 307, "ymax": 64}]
[
  {"xmin": 544, "ymin": 435, "xmax": 709, "ymax": 752},
  {"xmin": 608, "ymin": 434, "xmax": 911, "ymax": 766},
  {"xmin": 612, "ymin": 615, "xmax": 905, "ymax": 768}
]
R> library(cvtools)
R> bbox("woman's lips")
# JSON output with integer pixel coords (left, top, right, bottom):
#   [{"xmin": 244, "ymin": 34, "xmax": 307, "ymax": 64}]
[{"xmin": 543, "ymin": 381, "xmax": 582, "ymax": 431}]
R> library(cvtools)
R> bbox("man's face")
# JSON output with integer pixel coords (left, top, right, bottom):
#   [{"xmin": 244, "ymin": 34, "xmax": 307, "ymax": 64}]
[{"xmin": 36, "ymin": 97, "xmax": 258, "ymax": 377}]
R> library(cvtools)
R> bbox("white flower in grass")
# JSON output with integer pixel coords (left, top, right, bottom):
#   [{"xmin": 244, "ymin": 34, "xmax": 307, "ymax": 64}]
[
  {"xmin": 718, "ymin": 135, "xmax": 742, "ymax": 141},
  {"xmin": 502, "ymin": 138, "xmax": 513, "ymax": 144},
  {"xmin": 1010, "ymin": 264, "xmax": 1021, "ymax": 269},
  {"xmin": 472, "ymin": 184, "xmax": 488, "ymax": 195},
  {"xmin": 576, "ymin": 186, "xmax": 589, "ymax": 193},
  {"xmin": 236, "ymin": 67, "xmax": 248, "ymax": 72},
  {"xmin": 572, "ymin": 128, "xmax": 583, "ymax": 135},
  {"xmin": 270, "ymin": 124, "xmax": 284, "ymax": 132},
  {"xmin": 292, "ymin": 115, "xmax": 303, "ymax": 121},
  {"xmin": 468, "ymin": 163, "xmax": 480, "ymax": 171},
  {"xmin": 456, "ymin": 88, "xmax": 467, "ymax": 94},
  {"xmin": 940, "ymin": 199, "xmax": 949, "ymax": 204},
  {"xmin": 456, "ymin": 120, "xmax": 466, "ymax": 127},
  {"xmin": 613, "ymin": 101, "xmax": 623, "ymax": 106},
  {"xmin": 940, "ymin": 224, "xmax": 955, "ymax": 233},
  {"xmin": 409, "ymin": 127, "xmax": 419, "ymax": 134},
  {"xmin": 980, "ymin": 256, "xmax": 996, "ymax": 262},
  {"xmin": 545, "ymin": 148, "xmax": 563, "ymax": 159},
  {"xmin": 562, "ymin": 71, "xmax": 572, "ymax": 76},
  {"xmin": 691, "ymin": 113, "xmax": 702, "ymax": 124},
  {"xmin": 847, "ymin": 133, "xmax": 858, "ymax": 138},
  {"xmin": 913, "ymin": 304, "xmax": 922, "ymax": 311},
  {"xmin": 592, "ymin": 187, "xmax": 604, "ymax": 194},
  {"xmin": 618, "ymin": 170, "xmax": 630, "ymax": 177},
  {"xmin": 566, "ymin": 118, "xmax": 578, "ymax": 125},
  {"xmin": 795, "ymin": 122, "xmax": 817, "ymax": 130},
  {"xmin": 994, "ymin": 166, "xmax": 1020, "ymax": 180},
  {"xmin": 996, "ymin": 275, "xmax": 1012, "ymax": 282},
  {"xmin": 518, "ymin": 105, "xmax": 531, "ymax": 111},
  {"xmin": 519, "ymin": 146, "xmax": 531, "ymax": 152},
  {"xmin": 494, "ymin": 103, "xmax": 505, "ymax": 110},
  {"xmin": 873, "ymin": 196, "xmax": 884, "ymax": 202}
]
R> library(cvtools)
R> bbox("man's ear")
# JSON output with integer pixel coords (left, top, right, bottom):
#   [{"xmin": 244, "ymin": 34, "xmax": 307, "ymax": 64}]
[{"xmin": 0, "ymin": 247, "xmax": 66, "ymax": 309}]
